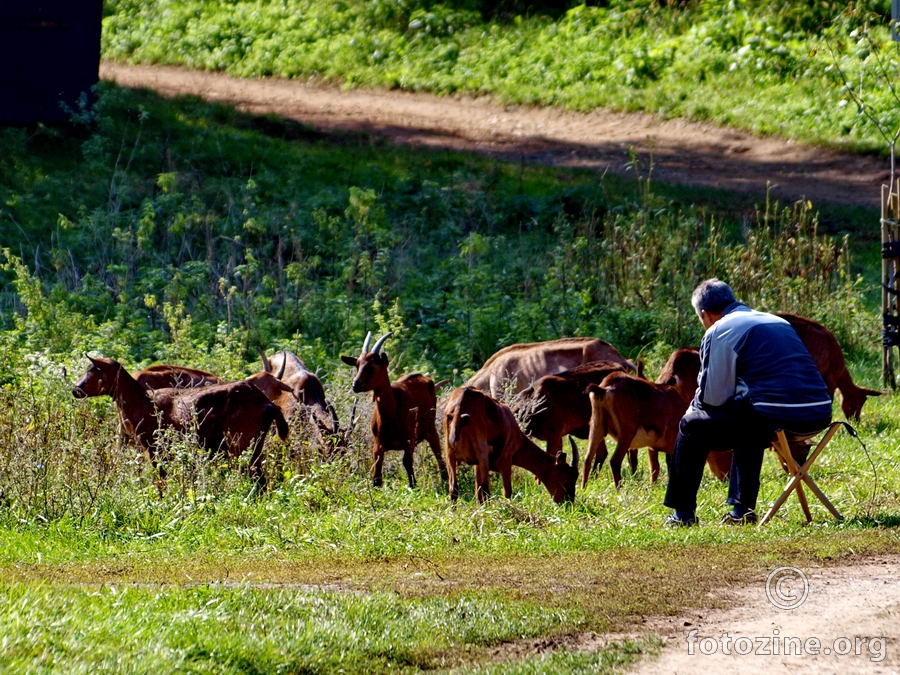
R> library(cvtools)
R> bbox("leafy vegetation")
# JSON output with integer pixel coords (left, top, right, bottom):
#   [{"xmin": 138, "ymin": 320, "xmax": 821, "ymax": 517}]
[
  {"xmin": 103, "ymin": 0, "xmax": 900, "ymax": 153},
  {"xmin": 0, "ymin": 1, "xmax": 898, "ymax": 671}
]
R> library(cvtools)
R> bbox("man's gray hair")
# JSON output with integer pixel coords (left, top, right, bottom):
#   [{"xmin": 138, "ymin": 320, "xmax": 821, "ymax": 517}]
[{"xmin": 691, "ymin": 278, "xmax": 736, "ymax": 316}]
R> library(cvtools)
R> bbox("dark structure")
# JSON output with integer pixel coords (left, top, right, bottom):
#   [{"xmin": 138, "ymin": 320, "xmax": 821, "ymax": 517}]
[
  {"xmin": 883, "ymin": 180, "xmax": 900, "ymax": 388},
  {"xmin": 0, "ymin": 1, "xmax": 103, "ymax": 124}
]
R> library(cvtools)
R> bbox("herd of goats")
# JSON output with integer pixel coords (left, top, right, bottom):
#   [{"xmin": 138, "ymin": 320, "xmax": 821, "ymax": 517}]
[{"xmin": 70, "ymin": 313, "xmax": 882, "ymax": 503}]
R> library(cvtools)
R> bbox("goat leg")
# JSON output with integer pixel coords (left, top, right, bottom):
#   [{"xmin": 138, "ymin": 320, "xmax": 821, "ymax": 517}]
[
  {"xmin": 475, "ymin": 459, "xmax": 491, "ymax": 503},
  {"xmin": 627, "ymin": 448, "xmax": 639, "ymax": 475},
  {"xmin": 647, "ymin": 449, "xmax": 661, "ymax": 482},
  {"xmin": 426, "ymin": 430, "xmax": 449, "ymax": 483},
  {"xmin": 581, "ymin": 436, "xmax": 608, "ymax": 489},
  {"xmin": 402, "ymin": 445, "xmax": 416, "ymax": 488},
  {"xmin": 447, "ymin": 457, "xmax": 459, "ymax": 501},
  {"xmin": 372, "ymin": 444, "xmax": 385, "ymax": 487},
  {"xmin": 610, "ymin": 439, "xmax": 634, "ymax": 488}
]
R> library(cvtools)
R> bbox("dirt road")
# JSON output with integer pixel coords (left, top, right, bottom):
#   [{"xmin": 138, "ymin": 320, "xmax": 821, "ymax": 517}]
[
  {"xmin": 101, "ymin": 62, "xmax": 891, "ymax": 213},
  {"xmin": 630, "ymin": 555, "xmax": 900, "ymax": 674}
]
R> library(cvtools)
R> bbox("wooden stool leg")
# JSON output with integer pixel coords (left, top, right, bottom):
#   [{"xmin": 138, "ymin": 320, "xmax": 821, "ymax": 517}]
[
  {"xmin": 758, "ymin": 474, "xmax": 799, "ymax": 525},
  {"xmin": 800, "ymin": 474, "xmax": 844, "ymax": 520},
  {"xmin": 795, "ymin": 481, "xmax": 813, "ymax": 522},
  {"xmin": 758, "ymin": 423, "xmax": 845, "ymax": 526}
]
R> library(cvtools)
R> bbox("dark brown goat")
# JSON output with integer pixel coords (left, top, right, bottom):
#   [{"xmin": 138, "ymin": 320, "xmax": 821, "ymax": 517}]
[
  {"xmin": 72, "ymin": 356, "xmax": 288, "ymax": 482},
  {"xmin": 515, "ymin": 360, "xmax": 631, "ymax": 457},
  {"xmin": 112, "ymin": 364, "xmax": 223, "ymax": 448},
  {"xmin": 244, "ymin": 371, "xmax": 299, "ymax": 414},
  {"xmin": 582, "ymin": 347, "xmax": 700, "ymax": 488},
  {"xmin": 443, "ymin": 386, "xmax": 578, "ymax": 504},
  {"xmin": 340, "ymin": 332, "xmax": 448, "ymax": 488},
  {"xmin": 260, "ymin": 350, "xmax": 339, "ymax": 434},
  {"xmin": 466, "ymin": 337, "xmax": 636, "ymax": 399},
  {"xmin": 133, "ymin": 364, "xmax": 222, "ymax": 389},
  {"xmin": 777, "ymin": 312, "xmax": 882, "ymax": 420}
]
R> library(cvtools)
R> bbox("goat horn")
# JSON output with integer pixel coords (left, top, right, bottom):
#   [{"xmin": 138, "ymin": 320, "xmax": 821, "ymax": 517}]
[
  {"xmin": 361, "ymin": 331, "xmax": 372, "ymax": 354},
  {"xmin": 568, "ymin": 437, "xmax": 579, "ymax": 469},
  {"xmin": 372, "ymin": 331, "xmax": 393, "ymax": 354},
  {"xmin": 259, "ymin": 349, "xmax": 272, "ymax": 373},
  {"xmin": 276, "ymin": 351, "xmax": 287, "ymax": 380}
]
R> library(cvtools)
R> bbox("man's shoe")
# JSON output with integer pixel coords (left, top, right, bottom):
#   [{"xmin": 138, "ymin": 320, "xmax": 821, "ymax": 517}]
[
  {"xmin": 720, "ymin": 510, "xmax": 758, "ymax": 525},
  {"xmin": 664, "ymin": 513, "xmax": 698, "ymax": 528}
]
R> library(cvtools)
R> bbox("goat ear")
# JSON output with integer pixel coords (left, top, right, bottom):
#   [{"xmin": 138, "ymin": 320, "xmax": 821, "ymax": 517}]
[{"xmin": 340, "ymin": 355, "xmax": 358, "ymax": 367}]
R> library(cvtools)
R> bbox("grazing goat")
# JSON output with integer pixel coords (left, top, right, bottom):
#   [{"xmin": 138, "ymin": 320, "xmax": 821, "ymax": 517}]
[
  {"xmin": 583, "ymin": 347, "xmax": 700, "ymax": 488},
  {"xmin": 466, "ymin": 337, "xmax": 635, "ymax": 399},
  {"xmin": 340, "ymin": 332, "xmax": 448, "ymax": 488},
  {"xmin": 443, "ymin": 386, "xmax": 578, "ymax": 504},
  {"xmin": 515, "ymin": 360, "xmax": 631, "ymax": 457},
  {"xmin": 777, "ymin": 312, "xmax": 882, "ymax": 420},
  {"xmin": 72, "ymin": 356, "xmax": 288, "ymax": 483},
  {"xmin": 260, "ymin": 350, "xmax": 339, "ymax": 433}
]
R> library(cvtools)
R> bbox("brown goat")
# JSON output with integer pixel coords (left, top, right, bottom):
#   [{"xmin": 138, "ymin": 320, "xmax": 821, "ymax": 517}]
[
  {"xmin": 516, "ymin": 360, "xmax": 631, "ymax": 457},
  {"xmin": 111, "ymin": 364, "xmax": 223, "ymax": 448},
  {"xmin": 260, "ymin": 350, "xmax": 339, "ymax": 434},
  {"xmin": 443, "ymin": 386, "xmax": 578, "ymax": 504},
  {"xmin": 244, "ymin": 371, "xmax": 299, "ymax": 414},
  {"xmin": 583, "ymin": 347, "xmax": 700, "ymax": 488},
  {"xmin": 133, "ymin": 364, "xmax": 222, "ymax": 389},
  {"xmin": 466, "ymin": 337, "xmax": 635, "ymax": 399},
  {"xmin": 72, "ymin": 356, "xmax": 288, "ymax": 483},
  {"xmin": 777, "ymin": 313, "xmax": 881, "ymax": 420},
  {"xmin": 340, "ymin": 332, "xmax": 448, "ymax": 488}
]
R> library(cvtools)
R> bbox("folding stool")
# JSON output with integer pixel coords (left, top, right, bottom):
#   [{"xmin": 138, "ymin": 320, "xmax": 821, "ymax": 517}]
[{"xmin": 758, "ymin": 421, "xmax": 850, "ymax": 526}]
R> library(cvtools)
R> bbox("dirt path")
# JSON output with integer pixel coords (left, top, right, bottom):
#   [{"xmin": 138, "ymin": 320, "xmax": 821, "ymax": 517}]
[
  {"xmin": 98, "ymin": 61, "xmax": 900, "ymax": 672},
  {"xmin": 628, "ymin": 554, "xmax": 900, "ymax": 674},
  {"xmin": 101, "ymin": 62, "xmax": 891, "ymax": 213}
]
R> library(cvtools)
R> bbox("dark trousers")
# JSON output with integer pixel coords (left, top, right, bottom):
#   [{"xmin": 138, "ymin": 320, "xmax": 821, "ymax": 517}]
[
  {"xmin": 664, "ymin": 401, "xmax": 831, "ymax": 515},
  {"xmin": 664, "ymin": 402, "xmax": 776, "ymax": 516}
]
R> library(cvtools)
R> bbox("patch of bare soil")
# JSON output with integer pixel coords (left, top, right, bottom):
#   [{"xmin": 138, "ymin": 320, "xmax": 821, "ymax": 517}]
[
  {"xmin": 101, "ymin": 62, "xmax": 890, "ymax": 213},
  {"xmin": 98, "ymin": 62, "xmax": 899, "ymax": 672},
  {"xmin": 627, "ymin": 554, "xmax": 900, "ymax": 674}
]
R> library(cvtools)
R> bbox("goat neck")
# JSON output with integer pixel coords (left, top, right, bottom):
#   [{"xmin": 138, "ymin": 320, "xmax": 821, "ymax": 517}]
[{"xmin": 511, "ymin": 433, "xmax": 575, "ymax": 504}]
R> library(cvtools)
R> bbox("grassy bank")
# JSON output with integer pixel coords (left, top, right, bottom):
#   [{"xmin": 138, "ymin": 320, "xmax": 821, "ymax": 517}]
[{"xmin": 102, "ymin": 0, "xmax": 899, "ymax": 154}]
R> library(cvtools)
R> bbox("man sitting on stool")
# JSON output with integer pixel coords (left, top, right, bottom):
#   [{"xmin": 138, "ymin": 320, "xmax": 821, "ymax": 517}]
[{"xmin": 664, "ymin": 278, "xmax": 832, "ymax": 526}]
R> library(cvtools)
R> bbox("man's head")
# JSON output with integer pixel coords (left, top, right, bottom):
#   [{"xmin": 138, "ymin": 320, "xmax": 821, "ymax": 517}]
[{"xmin": 691, "ymin": 278, "xmax": 736, "ymax": 329}]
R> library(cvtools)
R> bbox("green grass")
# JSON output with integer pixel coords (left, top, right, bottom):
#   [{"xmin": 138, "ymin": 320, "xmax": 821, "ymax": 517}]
[
  {"xmin": 102, "ymin": 0, "xmax": 900, "ymax": 154},
  {"xmin": 0, "ymin": 369, "xmax": 897, "ymax": 672},
  {"xmin": 0, "ymin": 340, "xmax": 895, "ymax": 673}
]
